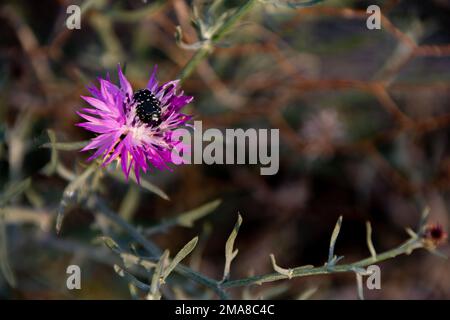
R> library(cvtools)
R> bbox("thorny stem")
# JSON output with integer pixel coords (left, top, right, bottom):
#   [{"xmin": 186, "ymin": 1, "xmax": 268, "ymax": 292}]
[
  {"xmin": 178, "ymin": 0, "xmax": 258, "ymax": 82},
  {"xmin": 115, "ymin": 232, "xmax": 425, "ymax": 296},
  {"xmin": 221, "ymin": 238, "xmax": 424, "ymax": 289},
  {"xmin": 93, "ymin": 195, "xmax": 426, "ymax": 296}
]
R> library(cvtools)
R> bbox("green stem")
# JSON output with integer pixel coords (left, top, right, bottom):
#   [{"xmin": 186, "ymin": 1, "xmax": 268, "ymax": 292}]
[
  {"xmin": 83, "ymin": 184, "xmax": 425, "ymax": 297},
  {"xmin": 221, "ymin": 238, "xmax": 424, "ymax": 289},
  {"xmin": 178, "ymin": 0, "xmax": 258, "ymax": 82},
  {"xmin": 178, "ymin": 47, "xmax": 212, "ymax": 82}
]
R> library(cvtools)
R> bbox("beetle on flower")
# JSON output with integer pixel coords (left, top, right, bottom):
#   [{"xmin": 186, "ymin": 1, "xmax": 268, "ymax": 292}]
[{"xmin": 77, "ymin": 65, "xmax": 193, "ymax": 182}]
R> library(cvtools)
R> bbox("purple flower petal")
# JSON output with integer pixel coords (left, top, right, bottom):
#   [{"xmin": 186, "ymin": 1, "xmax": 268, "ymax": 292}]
[
  {"xmin": 146, "ymin": 65, "xmax": 159, "ymax": 91},
  {"xmin": 117, "ymin": 64, "xmax": 133, "ymax": 98}
]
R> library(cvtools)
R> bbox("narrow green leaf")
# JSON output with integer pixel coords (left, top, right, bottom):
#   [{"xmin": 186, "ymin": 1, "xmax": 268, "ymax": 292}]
[
  {"xmin": 41, "ymin": 140, "xmax": 89, "ymax": 151},
  {"xmin": 162, "ymin": 237, "xmax": 198, "ymax": 281},
  {"xmin": 222, "ymin": 213, "xmax": 242, "ymax": 281},
  {"xmin": 366, "ymin": 221, "xmax": 377, "ymax": 260},
  {"xmin": 148, "ymin": 250, "xmax": 169, "ymax": 300},
  {"xmin": 328, "ymin": 215, "xmax": 343, "ymax": 266}
]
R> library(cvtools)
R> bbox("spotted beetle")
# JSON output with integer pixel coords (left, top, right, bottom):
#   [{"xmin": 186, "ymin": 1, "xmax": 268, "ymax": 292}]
[{"xmin": 133, "ymin": 89, "xmax": 162, "ymax": 127}]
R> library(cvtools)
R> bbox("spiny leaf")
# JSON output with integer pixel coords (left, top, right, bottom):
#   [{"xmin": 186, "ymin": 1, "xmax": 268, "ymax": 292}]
[
  {"xmin": 328, "ymin": 215, "xmax": 343, "ymax": 267},
  {"xmin": 162, "ymin": 237, "xmax": 198, "ymax": 281},
  {"xmin": 366, "ymin": 221, "xmax": 377, "ymax": 260},
  {"xmin": 270, "ymin": 254, "xmax": 293, "ymax": 279},
  {"xmin": 148, "ymin": 250, "xmax": 169, "ymax": 300},
  {"xmin": 222, "ymin": 213, "xmax": 242, "ymax": 281}
]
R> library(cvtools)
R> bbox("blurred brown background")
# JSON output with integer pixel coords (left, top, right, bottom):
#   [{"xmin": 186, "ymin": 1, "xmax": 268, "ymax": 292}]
[{"xmin": 0, "ymin": 0, "xmax": 449, "ymax": 299}]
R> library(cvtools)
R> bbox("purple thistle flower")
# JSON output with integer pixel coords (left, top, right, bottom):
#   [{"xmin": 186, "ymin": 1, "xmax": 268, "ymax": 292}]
[{"xmin": 77, "ymin": 65, "xmax": 193, "ymax": 182}]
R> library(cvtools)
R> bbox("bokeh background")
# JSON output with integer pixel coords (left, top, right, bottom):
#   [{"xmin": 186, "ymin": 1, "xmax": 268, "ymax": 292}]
[{"xmin": 0, "ymin": 0, "xmax": 449, "ymax": 299}]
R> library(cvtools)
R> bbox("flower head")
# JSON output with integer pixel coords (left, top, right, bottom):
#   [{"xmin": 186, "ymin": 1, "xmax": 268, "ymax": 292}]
[
  {"xmin": 422, "ymin": 223, "xmax": 448, "ymax": 249},
  {"xmin": 77, "ymin": 65, "xmax": 193, "ymax": 182}
]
